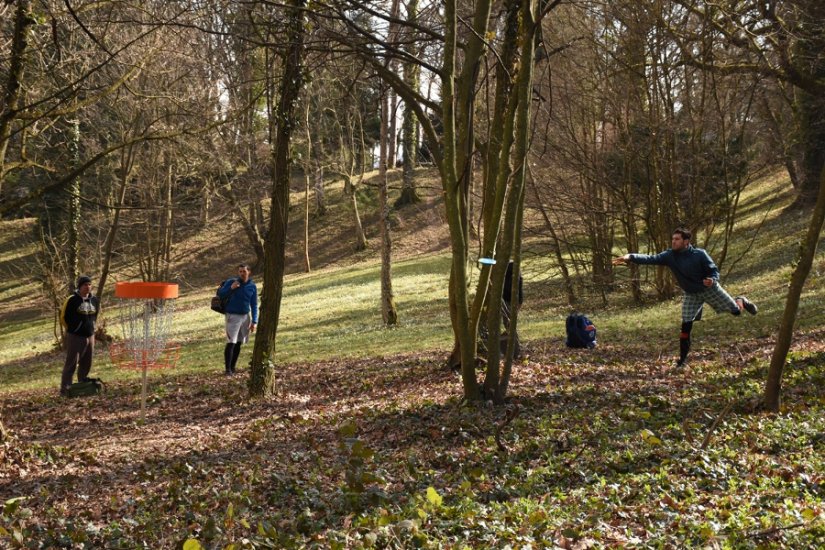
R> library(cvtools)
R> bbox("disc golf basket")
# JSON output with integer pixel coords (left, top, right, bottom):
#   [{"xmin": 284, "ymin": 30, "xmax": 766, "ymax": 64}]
[{"xmin": 109, "ymin": 282, "xmax": 179, "ymax": 420}]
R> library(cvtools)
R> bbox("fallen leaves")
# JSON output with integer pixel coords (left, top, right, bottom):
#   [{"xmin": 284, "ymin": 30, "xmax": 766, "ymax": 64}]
[{"xmin": 1, "ymin": 347, "xmax": 824, "ymax": 547}]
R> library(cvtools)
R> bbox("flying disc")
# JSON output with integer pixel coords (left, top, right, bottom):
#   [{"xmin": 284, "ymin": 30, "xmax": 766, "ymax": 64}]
[{"xmin": 478, "ymin": 257, "xmax": 496, "ymax": 265}]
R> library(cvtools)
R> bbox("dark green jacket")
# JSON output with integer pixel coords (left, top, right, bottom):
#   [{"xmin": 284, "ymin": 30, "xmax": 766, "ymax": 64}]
[{"xmin": 630, "ymin": 246, "xmax": 719, "ymax": 294}]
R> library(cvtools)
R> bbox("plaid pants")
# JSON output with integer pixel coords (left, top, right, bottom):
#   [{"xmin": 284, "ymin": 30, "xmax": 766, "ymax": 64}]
[{"xmin": 682, "ymin": 282, "xmax": 739, "ymax": 322}]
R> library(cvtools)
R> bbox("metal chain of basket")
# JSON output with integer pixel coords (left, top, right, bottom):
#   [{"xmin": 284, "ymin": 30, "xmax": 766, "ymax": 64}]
[{"xmin": 116, "ymin": 298, "xmax": 176, "ymax": 368}]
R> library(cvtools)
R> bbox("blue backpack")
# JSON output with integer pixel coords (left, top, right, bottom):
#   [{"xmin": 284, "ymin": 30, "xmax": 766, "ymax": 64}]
[{"xmin": 565, "ymin": 313, "xmax": 596, "ymax": 349}]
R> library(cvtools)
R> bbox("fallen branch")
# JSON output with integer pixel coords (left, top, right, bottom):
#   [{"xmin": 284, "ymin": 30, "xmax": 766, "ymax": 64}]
[
  {"xmin": 735, "ymin": 344, "xmax": 746, "ymax": 363},
  {"xmin": 495, "ymin": 404, "xmax": 520, "ymax": 454},
  {"xmin": 701, "ymin": 401, "xmax": 735, "ymax": 450},
  {"xmin": 682, "ymin": 417, "xmax": 695, "ymax": 445},
  {"xmin": 747, "ymin": 521, "xmax": 810, "ymax": 539}
]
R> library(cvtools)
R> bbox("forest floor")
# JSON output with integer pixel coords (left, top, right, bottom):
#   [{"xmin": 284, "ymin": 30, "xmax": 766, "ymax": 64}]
[
  {"xmin": 2, "ymin": 334, "xmax": 824, "ymax": 548},
  {"xmin": 1, "ymin": 168, "xmax": 825, "ymax": 548}
]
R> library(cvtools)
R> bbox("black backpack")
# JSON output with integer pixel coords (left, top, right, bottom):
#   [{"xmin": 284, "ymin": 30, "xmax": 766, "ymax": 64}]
[
  {"xmin": 565, "ymin": 313, "xmax": 597, "ymax": 349},
  {"xmin": 65, "ymin": 377, "xmax": 104, "ymax": 397}
]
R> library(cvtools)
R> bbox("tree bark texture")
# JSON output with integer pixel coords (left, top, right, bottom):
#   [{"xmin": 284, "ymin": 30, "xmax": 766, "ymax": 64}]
[
  {"xmin": 66, "ymin": 119, "xmax": 81, "ymax": 293},
  {"xmin": 249, "ymin": 0, "xmax": 306, "ymax": 399},
  {"xmin": 467, "ymin": 0, "xmax": 520, "ymax": 383},
  {"xmin": 764, "ymin": 163, "xmax": 825, "ymax": 411},
  {"xmin": 379, "ymin": 89, "xmax": 398, "ymax": 326},
  {"xmin": 484, "ymin": 0, "xmax": 536, "ymax": 402},
  {"xmin": 304, "ymin": 103, "xmax": 313, "ymax": 273},
  {"xmin": 397, "ymin": 0, "xmax": 422, "ymax": 210},
  {"xmin": 792, "ymin": 88, "xmax": 825, "ymax": 207},
  {"xmin": 0, "ymin": 0, "xmax": 33, "ymax": 196}
]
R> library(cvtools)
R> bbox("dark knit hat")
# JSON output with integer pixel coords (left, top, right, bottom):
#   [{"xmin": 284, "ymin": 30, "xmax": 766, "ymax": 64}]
[{"xmin": 76, "ymin": 275, "xmax": 92, "ymax": 288}]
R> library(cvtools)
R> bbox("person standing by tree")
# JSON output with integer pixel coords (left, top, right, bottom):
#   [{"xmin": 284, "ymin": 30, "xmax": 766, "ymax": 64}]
[
  {"xmin": 612, "ymin": 228, "xmax": 757, "ymax": 368},
  {"xmin": 60, "ymin": 275, "xmax": 100, "ymax": 395},
  {"xmin": 218, "ymin": 263, "xmax": 258, "ymax": 375},
  {"xmin": 501, "ymin": 260, "xmax": 523, "ymax": 356}
]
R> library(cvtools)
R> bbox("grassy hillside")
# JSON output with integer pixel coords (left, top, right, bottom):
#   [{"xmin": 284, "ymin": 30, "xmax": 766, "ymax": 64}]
[
  {"xmin": 3, "ymin": 167, "xmax": 822, "ymax": 394},
  {"xmin": 1, "ymin": 168, "xmax": 824, "ymax": 547}
]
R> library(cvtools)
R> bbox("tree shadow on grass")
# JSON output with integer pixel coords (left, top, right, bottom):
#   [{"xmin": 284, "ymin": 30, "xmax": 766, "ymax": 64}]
[{"xmin": 2, "ymin": 338, "xmax": 823, "ymax": 546}]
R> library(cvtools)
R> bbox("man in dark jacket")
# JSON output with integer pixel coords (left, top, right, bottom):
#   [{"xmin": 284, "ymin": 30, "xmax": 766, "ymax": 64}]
[
  {"xmin": 613, "ymin": 228, "xmax": 757, "ymax": 367},
  {"xmin": 217, "ymin": 263, "xmax": 258, "ymax": 375},
  {"xmin": 61, "ymin": 275, "xmax": 100, "ymax": 394}
]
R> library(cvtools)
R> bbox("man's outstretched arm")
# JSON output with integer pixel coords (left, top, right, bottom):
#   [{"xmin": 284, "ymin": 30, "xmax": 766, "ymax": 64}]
[{"xmin": 612, "ymin": 254, "xmax": 631, "ymax": 266}]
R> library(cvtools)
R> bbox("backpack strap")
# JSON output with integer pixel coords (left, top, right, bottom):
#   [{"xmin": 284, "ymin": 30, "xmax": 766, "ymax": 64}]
[{"xmin": 59, "ymin": 295, "xmax": 72, "ymax": 330}]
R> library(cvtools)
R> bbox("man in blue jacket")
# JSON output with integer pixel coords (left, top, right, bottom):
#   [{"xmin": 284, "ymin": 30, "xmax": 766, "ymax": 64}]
[
  {"xmin": 217, "ymin": 263, "xmax": 258, "ymax": 375},
  {"xmin": 613, "ymin": 228, "xmax": 757, "ymax": 368}
]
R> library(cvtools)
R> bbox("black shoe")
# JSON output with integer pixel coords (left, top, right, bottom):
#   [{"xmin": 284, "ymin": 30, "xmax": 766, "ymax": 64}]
[
  {"xmin": 736, "ymin": 296, "xmax": 758, "ymax": 315},
  {"xmin": 674, "ymin": 359, "xmax": 687, "ymax": 369}
]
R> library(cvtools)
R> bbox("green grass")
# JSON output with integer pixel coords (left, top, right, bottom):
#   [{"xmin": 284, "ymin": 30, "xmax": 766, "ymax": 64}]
[
  {"xmin": 2, "ymin": 168, "xmax": 825, "ymax": 548},
  {"xmin": 2, "ymin": 168, "xmax": 824, "ymax": 394},
  {"xmin": 0, "ymin": 252, "xmax": 456, "ymax": 393}
]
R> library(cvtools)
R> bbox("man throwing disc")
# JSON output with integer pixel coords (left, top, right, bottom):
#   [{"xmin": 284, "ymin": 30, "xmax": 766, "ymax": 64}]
[{"xmin": 612, "ymin": 228, "xmax": 757, "ymax": 368}]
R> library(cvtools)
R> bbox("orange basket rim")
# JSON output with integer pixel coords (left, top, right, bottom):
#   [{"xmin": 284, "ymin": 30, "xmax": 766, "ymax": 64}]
[{"xmin": 115, "ymin": 281, "xmax": 179, "ymax": 299}]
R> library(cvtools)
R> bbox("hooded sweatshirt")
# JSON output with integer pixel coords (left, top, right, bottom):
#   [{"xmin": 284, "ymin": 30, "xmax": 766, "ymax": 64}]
[
  {"xmin": 218, "ymin": 278, "xmax": 258, "ymax": 323},
  {"xmin": 63, "ymin": 292, "xmax": 100, "ymax": 337}
]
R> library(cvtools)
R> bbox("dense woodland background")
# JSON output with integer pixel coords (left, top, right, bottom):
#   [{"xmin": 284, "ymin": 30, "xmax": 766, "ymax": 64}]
[{"xmin": 1, "ymin": 0, "xmax": 824, "ymax": 547}]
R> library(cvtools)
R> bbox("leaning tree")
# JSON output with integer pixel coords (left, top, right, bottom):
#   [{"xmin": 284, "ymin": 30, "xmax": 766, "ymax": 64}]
[
  {"xmin": 669, "ymin": 0, "xmax": 825, "ymax": 411},
  {"xmin": 318, "ymin": 0, "xmax": 558, "ymax": 402}
]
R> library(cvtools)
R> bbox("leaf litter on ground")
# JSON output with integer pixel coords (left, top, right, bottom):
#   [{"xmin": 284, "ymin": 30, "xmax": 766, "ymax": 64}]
[{"xmin": 1, "ymin": 334, "xmax": 824, "ymax": 548}]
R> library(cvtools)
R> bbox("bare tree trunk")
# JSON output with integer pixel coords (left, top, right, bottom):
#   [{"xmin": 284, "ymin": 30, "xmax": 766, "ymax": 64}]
[
  {"xmin": 248, "ymin": 0, "xmax": 306, "ymax": 398},
  {"xmin": 467, "ymin": 0, "xmax": 521, "ymax": 368},
  {"xmin": 225, "ymin": 193, "xmax": 265, "ymax": 268},
  {"xmin": 487, "ymin": 0, "xmax": 536, "ymax": 403},
  {"xmin": 97, "ymin": 145, "xmax": 135, "ymax": 299},
  {"xmin": 304, "ymin": 170, "xmax": 312, "ymax": 272},
  {"xmin": 379, "ymin": 89, "xmax": 398, "ymax": 325},
  {"xmin": 442, "ymin": 0, "xmax": 482, "ymax": 401},
  {"xmin": 349, "ymin": 179, "xmax": 368, "ymax": 251},
  {"xmin": 200, "ymin": 176, "xmax": 212, "ymax": 227},
  {"xmin": 397, "ymin": 0, "xmax": 422, "ymax": 208},
  {"xmin": 0, "ymin": 0, "xmax": 33, "ymax": 196},
  {"xmin": 376, "ymin": 0, "xmax": 401, "ymax": 327},
  {"xmin": 764, "ymin": 163, "xmax": 825, "ymax": 411},
  {"xmin": 789, "ymin": 17, "xmax": 825, "ymax": 208},
  {"xmin": 66, "ymin": 119, "xmax": 81, "ymax": 293},
  {"xmin": 337, "ymin": 111, "xmax": 368, "ymax": 250},
  {"xmin": 161, "ymin": 163, "xmax": 173, "ymax": 281},
  {"xmin": 388, "ymin": 89, "xmax": 398, "ymax": 170},
  {"xmin": 760, "ymin": 94, "xmax": 801, "ymax": 190},
  {"xmin": 314, "ymin": 162, "xmax": 326, "ymax": 216},
  {"xmin": 625, "ymin": 215, "xmax": 642, "ymax": 304},
  {"xmin": 303, "ymin": 104, "xmax": 312, "ymax": 272},
  {"xmin": 498, "ymin": 190, "xmax": 525, "ymax": 402}
]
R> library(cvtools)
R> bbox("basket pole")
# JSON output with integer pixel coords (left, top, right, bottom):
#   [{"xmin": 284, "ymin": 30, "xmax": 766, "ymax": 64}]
[{"xmin": 141, "ymin": 362, "xmax": 148, "ymax": 421}]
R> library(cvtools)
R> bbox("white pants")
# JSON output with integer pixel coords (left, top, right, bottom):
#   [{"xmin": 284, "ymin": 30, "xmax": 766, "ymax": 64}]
[{"xmin": 225, "ymin": 313, "xmax": 251, "ymax": 344}]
